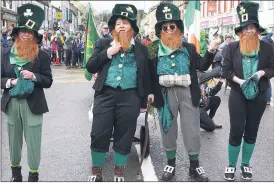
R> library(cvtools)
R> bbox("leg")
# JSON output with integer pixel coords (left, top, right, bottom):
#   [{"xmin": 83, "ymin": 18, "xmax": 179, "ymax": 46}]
[
  {"xmin": 239, "ymin": 92, "xmax": 267, "ymax": 180},
  {"xmin": 207, "ymin": 96, "xmax": 221, "ymax": 119},
  {"xmin": 177, "ymin": 87, "xmax": 208, "ymax": 181},
  {"xmin": 200, "ymin": 110, "xmax": 216, "ymax": 132},
  {"xmin": 90, "ymin": 88, "xmax": 116, "ymax": 181},
  {"xmin": 6, "ymin": 99, "xmax": 23, "ymax": 182},
  {"xmin": 159, "ymin": 88, "xmax": 179, "ymax": 181},
  {"xmin": 19, "ymin": 100, "xmax": 43, "ymax": 182},
  {"xmin": 224, "ymin": 89, "xmax": 247, "ymax": 181}
]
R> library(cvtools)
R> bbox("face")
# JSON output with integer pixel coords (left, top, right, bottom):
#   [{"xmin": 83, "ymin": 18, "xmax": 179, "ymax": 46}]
[
  {"xmin": 149, "ymin": 30, "xmax": 155, "ymax": 39},
  {"xmin": 161, "ymin": 22, "xmax": 177, "ymax": 34},
  {"xmin": 18, "ymin": 30, "xmax": 34, "ymax": 41},
  {"xmin": 115, "ymin": 18, "xmax": 132, "ymax": 33},
  {"xmin": 241, "ymin": 24, "xmax": 258, "ymax": 36},
  {"xmin": 225, "ymin": 37, "xmax": 231, "ymax": 44},
  {"xmin": 102, "ymin": 27, "xmax": 109, "ymax": 34}
]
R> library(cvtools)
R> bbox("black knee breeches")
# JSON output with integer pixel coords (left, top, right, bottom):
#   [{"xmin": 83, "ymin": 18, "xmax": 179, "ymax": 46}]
[
  {"xmin": 90, "ymin": 86, "xmax": 140, "ymax": 155},
  {"xmin": 228, "ymin": 89, "xmax": 267, "ymax": 146}
]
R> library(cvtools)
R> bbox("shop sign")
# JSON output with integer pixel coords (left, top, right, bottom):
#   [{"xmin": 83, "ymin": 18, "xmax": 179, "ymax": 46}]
[
  {"xmin": 2, "ymin": 13, "xmax": 17, "ymax": 22},
  {"xmin": 201, "ymin": 21, "xmax": 209, "ymax": 28},
  {"xmin": 222, "ymin": 16, "xmax": 233, "ymax": 25}
]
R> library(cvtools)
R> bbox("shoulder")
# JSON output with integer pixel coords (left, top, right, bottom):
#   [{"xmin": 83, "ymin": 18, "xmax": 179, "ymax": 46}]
[
  {"xmin": 38, "ymin": 49, "xmax": 50, "ymax": 61},
  {"xmin": 227, "ymin": 41, "xmax": 239, "ymax": 50},
  {"xmin": 97, "ymin": 38, "xmax": 112, "ymax": 46},
  {"xmin": 260, "ymin": 40, "xmax": 273, "ymax": 51},
  {"xmin": 1, "ymin": 47, "xmax": 11, "ymax": 56}
]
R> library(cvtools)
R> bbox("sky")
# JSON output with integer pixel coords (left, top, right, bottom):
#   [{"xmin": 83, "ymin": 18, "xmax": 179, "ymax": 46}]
[{"xmin": 51, "ymin": 1, "xmax": 159, "ymax": 13}]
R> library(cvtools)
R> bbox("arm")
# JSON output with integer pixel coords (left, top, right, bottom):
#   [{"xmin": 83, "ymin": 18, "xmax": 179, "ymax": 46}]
[
  {"xmin": 141, "ymin": 47, "xmax": 152, "ymax": 108},
  {"xmin": 194, "ymin": 44, "xmax": 215, "ymax": 71},
  {"xmin": 208, "ymin": 80, "xmax": 223, "ymax": 96},
  {"xmin": 262, "ymin": 44, "xmax": 274, "ymax": 79},
  {"xmin": 1, "ymin": 50, "xmax": 14, "ymax": 89},
  {"xmin": 86, "ymin": 39, "xmax": 111, "ymax": 73},
  {"xmin": 33, "ymin": 51, "xmax": 53, "ymax": 88}
]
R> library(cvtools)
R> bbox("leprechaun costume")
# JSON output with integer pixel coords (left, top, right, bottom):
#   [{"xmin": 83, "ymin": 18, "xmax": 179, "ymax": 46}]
[
  {"xmin": 1, "ymin": 3, "xmax": 53, "ymax": 182},
  {"xmin": 147, "ymin": 3, "xmax": 216, "ymax": 181},
  {"xmin": 222, "ymin": 1, "xmax": 274, "ymax": 181},
  {"xmin": 86, "ymin": 4, "xmax": 151, "ymax": 182}
]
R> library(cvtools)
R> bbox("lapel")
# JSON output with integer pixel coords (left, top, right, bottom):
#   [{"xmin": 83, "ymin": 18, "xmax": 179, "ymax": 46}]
[
  {"xmin": 258, "ymin": 40, "xmax": 264, "ymax": 69},
  {"xmin": 134, "ymin": 41, "xmax": 141, "ymax": 68},
  {"xmin": 233, "ymin": 42, "xmax": 243, "ymax": 78}
]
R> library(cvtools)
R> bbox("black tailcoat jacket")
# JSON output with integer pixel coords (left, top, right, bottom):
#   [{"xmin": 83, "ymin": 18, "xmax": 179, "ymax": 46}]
[{"xmin": 1, "ymin": 47, "xmax": 53, "ymax": 115}]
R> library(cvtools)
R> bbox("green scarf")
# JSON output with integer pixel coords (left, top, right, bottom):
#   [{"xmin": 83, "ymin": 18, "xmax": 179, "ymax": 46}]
[
  {"xmin": 158, "ymin": 40, "xmax": 177, "ymax": 57},
  {"xmin": 10, "ymin": 47, "xmax": 30, "ymax": 66}
]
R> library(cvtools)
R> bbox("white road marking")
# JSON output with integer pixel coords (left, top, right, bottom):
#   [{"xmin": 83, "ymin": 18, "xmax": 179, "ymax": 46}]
[{"xmin": 135, "ymin": 144, "xmax": 158, "ymax": 181}]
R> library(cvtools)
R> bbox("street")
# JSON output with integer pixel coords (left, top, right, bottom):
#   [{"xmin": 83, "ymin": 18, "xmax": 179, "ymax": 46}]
[{"xmin": 1, "ymin": 66, "xmax": 274, "ymax": 181}]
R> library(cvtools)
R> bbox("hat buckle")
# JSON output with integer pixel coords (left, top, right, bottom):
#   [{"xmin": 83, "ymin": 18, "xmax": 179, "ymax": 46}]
[
  {"xmin": 241, "ymin": 13, "xmax": 248, "ymax": 22},
  {"xmin": 25, "ymin": 19, "xmax": 35, "ymax": 29},
  {"xmin": 121, "ymin": 12, "xmax": 128, "ymax": 17},
  {"xmin": 165, "ymin": 13, "xmax": 172, "ymax": 20}
]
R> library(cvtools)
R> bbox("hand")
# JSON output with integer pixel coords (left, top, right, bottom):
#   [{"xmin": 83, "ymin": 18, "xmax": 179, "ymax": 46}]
[
  {"xmin": 239, "ymin": 79, "xmax": 246, "ymax": 86},
  {"xmin": 20, "ymin": 70, "xmax": 34, "ymax": 80},
  {"xmin": 252, "ymin": 70, "xmax": 265, "ymax": 79},
  {"xmin": 148, "ymin": 94, "xmax": 154, "ymax": 103},
  {"xmin": 11, "ymin": 79, "xmax": 18, "ymax": 86},
  {"xmin": 107, "ymin": 42, "xmax": 122, "ymax": 56},
  {"xmin": 219, "ymin": 78, "xmax": 225, "ymax": 82},
  {"xmin": 140, "ymin": 108, "xmax": 147, "ymax": 113}
]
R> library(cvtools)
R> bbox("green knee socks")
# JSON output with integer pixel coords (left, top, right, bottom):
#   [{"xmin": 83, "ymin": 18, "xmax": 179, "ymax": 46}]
[
  {"xmin": 228, "ymin": 144, "xmax": 241, "ymax": 167},
  {"xmin": 166, "ymin": 150, "xmax": 176, "ymax": 160},
  {"xmin": 241, "ymin": 141, "xmax": 255, "ymax": 166},
  {"xmin": 91, "ymin": 151, "xmax": 129, "ymax": 167},
  {"xmin": 91, "ymin": 151, "xmax": 107, "ymax": 168}
]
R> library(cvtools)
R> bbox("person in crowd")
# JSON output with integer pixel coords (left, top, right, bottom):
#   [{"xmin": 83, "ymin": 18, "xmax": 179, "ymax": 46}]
[
  {"xmin": 51, "ymin": 36, "xmax": 58, "ymax": 64},
  {"xmin": 1, "ymin": 32, "xmax": 8, "ymax": 48},
  {"xmin": 200, "ymin": 29, "xmax": 207, "ymax": 56},
  {"xmin": 64, "ymin": 33, "xmax": 74, "ymax": 69},
  {"xmin": 1, "ymin": 4, "xmax": 53, "ymax": 182},
  {"xmin": 222, "ymin": 2, "xmax": 274, "ymax": 181},
  {"xmin": 72, "ymin": 32, "xmax": 83, "ymax": 68},
  {"xmin": 197, "ymin": 66, "xmax": 224, "ymax": 132},
  {"xmin": 86, "ymin": 4, "xmax": 152, "ymax": 182},
  {"xmin": 146, "ymin": 3, "xmax": 219, "ymax": 182},
  {"xmin": 56, "ymin": 32, "xmax": 64, "ymax": 64},
  {"xmin": 141, "ymin": 29, "xmax": 155, "ymax": 45},
  {"xmin": 41, "ymin": 32, "xmax": 51, "ymax": 56},
  {"xmin": 260, "ymin": 29, "xmax": 273, "ymax": 105},
  {"xmin": 101, "ymin": 24, "xmax": 112, "ymax": 39}
]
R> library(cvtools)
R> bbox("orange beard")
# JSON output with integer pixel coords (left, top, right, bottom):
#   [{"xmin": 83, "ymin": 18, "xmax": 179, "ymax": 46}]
[
  {"xmin": 160, "ymin": 28, "xmax": 183, "ymax": 50},
  {"xmin": 111, "ymin": 29, "xmax": 134, "ymax": 51},
  {"xmin": 239, "ymin": 33, "xmax": 259, "ymax": 55},
  {"xmin": 14, "ymin": 38, "xmax": 38, "ymax": 62}
]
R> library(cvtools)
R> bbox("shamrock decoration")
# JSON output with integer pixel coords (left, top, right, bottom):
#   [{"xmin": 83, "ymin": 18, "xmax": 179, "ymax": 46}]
[{"xmin": 24, "ymin": 9, "xmax": 33, "ymax": 17}]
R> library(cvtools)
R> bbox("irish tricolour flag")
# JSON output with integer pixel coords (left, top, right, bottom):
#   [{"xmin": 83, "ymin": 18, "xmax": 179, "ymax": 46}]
[{"xmin": 184, "ymin": 1, "xmax": 201, "ymax": 54}]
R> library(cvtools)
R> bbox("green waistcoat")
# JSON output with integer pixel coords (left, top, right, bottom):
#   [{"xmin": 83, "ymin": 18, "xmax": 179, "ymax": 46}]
[
  {"xmin": 157, "ymin": 41, "xmax": 190, "ymax": 75},
  {"xmin": 105, "ymin": 46, "xmax": 137, "ymax": 90},
  {"xmin": 242, "ymin": 55, "xmax": 259, "ymax": 80}
]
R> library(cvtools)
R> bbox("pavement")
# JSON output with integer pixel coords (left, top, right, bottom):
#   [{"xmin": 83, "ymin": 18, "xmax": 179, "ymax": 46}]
[{"xmin": 1, "ymin": 65, "xmax": 273, "ymax": 182}]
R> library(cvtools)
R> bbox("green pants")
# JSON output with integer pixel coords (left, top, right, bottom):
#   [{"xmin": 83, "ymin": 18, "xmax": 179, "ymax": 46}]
[{"xmin": 6, "ymin": 98, "xmax": 43, "ymax": 171}]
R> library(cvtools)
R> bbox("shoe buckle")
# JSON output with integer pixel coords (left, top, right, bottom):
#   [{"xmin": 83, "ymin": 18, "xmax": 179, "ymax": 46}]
[
  {"xmin": 114, "ymin": 176, "xmax": 124, "ymax": 182},
  {"xmin": 88, "ymin": 175, "xmax": 97, "ymax": 182},
  {"xmin": 225, "ymin": 167, "xmax": 235, "ymax": 173},
  {"xmin": 196, "ymin": 167, "xmax": 205, "ymax": 175},
  {"xmin": 164, "ymin": 165, "xmax": 175, "ymax": 173},
  {"xmin": 243, "ymin": 166, "xmax": 252, "ymax": 174}
]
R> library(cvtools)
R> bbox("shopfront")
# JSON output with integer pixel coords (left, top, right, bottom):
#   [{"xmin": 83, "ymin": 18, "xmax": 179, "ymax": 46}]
[{"xmin": 1, "ymin": 8, "xmax": 17, "ymax": 29}]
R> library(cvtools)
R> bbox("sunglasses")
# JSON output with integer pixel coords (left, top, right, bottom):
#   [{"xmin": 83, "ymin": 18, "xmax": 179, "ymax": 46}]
[{"xmin": 162, "ymin": 24, "xmax": 176, "ymax": 31}]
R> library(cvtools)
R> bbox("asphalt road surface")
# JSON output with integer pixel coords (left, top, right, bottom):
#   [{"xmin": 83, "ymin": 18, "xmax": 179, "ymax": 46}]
[{"xmin": 1, "ymin": 66, "xmax": 273, "ymax": 181}]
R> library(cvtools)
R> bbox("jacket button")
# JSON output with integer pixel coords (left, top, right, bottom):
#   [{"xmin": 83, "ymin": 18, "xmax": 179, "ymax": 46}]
[
  {"xmin": 117, "ymin": 76, "xmax": 121, "ymax": 81},
  {"xmin": 121, "ymin": 54, "xmax": 124, "ymax": 57},
  {"xmin": 118, "ymin": 64, "xmax": 123, "ymax": 68},
  {"xmin": 171, "ymin": 55, "xmax": 175, "ymax": 58},
  {"xmin": 171, "ymin": 63, "xmax": 176, "ymax": 67}
]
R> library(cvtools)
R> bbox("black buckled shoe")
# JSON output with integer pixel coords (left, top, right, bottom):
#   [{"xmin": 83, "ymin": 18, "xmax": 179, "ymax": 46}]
[
  {"xmin": 114, "ymin": 166, "xmax": 125, "ymax": 182},
  {"xmin": 241, "ymin": 165, "xmax": 252, "ymax": 180},
  {"xmin": 11, "ymin": 166, "xmax": 22, "ymax": 182},
  {"xmin": 189, "ymin": 160, "xmax": 209, "ymax": 182},
  {"xmin": 28, "ymin": 172, "xmax": 39, "ymax": 182},
  {"xmin": 89, "ymin": 167, "xmax": 103, "ymax": 182},
  {"xmin": 161, "ymin": 158, "xmax": 176, "ymax": 181},
  {"xmin": 224, "ymin": 166, "xmax": 236, "ymax": 181}
]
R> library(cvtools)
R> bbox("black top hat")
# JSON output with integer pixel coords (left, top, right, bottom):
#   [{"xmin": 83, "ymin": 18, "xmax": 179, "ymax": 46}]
[
  {"xmin": 234, "ymin": 1, "xmax": 265, "ymax": 35},
  {"xmin": 155, "ymin": 3, "xmax": 184, "ymax": 38},
  {"xmin": 11, "ymin": 3, "xmax": 45, "ymax": 43},
  {"xmin": 108, "ymin": 4, "xmax": 139, "ymax": 34}
]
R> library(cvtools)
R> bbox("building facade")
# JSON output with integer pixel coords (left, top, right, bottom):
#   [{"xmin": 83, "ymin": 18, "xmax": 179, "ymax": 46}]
[{"xmin": 200, "ymin": 0, "xmax": 274, "ymax": 39}]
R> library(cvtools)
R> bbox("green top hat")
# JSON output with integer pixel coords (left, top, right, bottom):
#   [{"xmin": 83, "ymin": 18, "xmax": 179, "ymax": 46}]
[
  {"xmin": 155, "ymin": 3, "xmax": 184, "ymax": 38},
  {"xmin": 234, "ymin": 1, "xmax": 265, "ymax": 35},
  {"xmin": 108, "ymin": 4, "xmax": 139, "ymax": 34},
  {"xmin": 11, "ymin": 3, "xmax": 45, "ymax": 43}
]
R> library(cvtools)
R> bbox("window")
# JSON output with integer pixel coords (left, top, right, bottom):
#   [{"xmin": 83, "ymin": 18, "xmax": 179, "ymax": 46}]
[
  {"xmin": 9, "ymin": 0, "xmax": 12, "ymax": 9},
  {"xmin": 2, "ymin": 20, "xmax": 7, "ymax": 28},
  {"xmin": 3, "ymin": 0, "xmax": 6, "ymax": 7}
]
